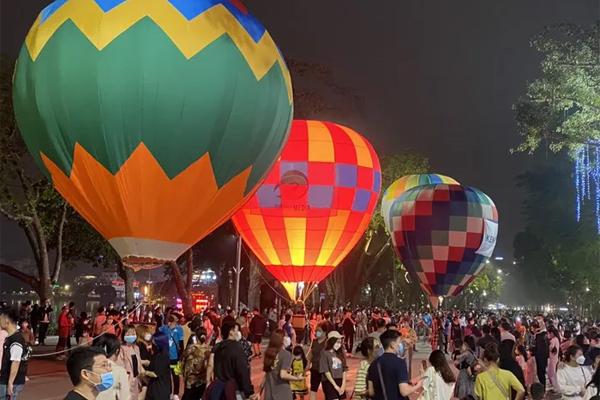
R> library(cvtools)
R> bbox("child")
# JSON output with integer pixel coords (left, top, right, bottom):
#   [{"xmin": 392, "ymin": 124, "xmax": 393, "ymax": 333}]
[
  {"xmin": 530, "ymin": 382, "xmax": 545, "ymax": 400},
  {"xmin": 515, "ymin": 345, "xmax": 528, "ymax": 380},
  {"xmin": 290, "ymin": 345, "xmax": 308, "ymax": 399},
  {"xmin": 525, "ymin": 347, "xmax": 539, "ymax": 388}
]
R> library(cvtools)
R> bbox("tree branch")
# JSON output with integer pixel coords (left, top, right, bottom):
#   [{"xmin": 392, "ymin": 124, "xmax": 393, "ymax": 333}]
[
  {"xmin": 186, "ymin": 250, "xmax": 193, "ymax": 295},
  {"xmin": 23, "ymin": 224, "xmax": 42, "ymax": 267},
  {"xmin": 0, "ymin": 263, "xmax": 39, "ymax": 290},
  {"xmin": 365, "ymin": 239, "xmax": 391, "ymax": 277},
  {"xmin": 51, "ymin": 202, "xmax": 67, "ymax": 284}
]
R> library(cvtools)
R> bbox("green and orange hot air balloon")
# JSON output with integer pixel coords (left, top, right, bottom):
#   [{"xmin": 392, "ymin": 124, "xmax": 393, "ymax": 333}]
[
  {"xmin": 13, "ymin": 0, "xmax": 293, "ymax": 269},
  {"xmin": 232, "ymin": 120, "xmax": 381, "ymax": 301}
]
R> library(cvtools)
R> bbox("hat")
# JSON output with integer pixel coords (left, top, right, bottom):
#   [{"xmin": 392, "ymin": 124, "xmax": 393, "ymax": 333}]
[{"xmin": 327, "ymin": 331, "xmax": 343, "ymax": 340}]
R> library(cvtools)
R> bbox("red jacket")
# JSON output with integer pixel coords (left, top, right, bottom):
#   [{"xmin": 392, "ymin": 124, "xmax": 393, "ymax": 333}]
[{"xmin": 58, "ymin": 310, "xmax": 71, "ymax": 337}]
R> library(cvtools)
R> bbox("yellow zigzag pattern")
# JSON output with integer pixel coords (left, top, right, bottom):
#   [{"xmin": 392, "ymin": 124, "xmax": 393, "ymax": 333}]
[{"xmin": 25, "ymin": 0, "xmax": 292, "ymax": 102}]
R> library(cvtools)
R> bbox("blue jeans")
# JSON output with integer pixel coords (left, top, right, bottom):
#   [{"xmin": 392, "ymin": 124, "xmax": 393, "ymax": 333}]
[{"xmin": 0, "ymin": 383, "xmax": 25, "ymax": 399}]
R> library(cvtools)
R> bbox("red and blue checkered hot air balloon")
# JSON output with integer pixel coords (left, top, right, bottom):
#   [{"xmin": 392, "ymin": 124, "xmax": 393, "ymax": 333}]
[
  {"xmin": 232, "ymin": 120, "xmax": 381, "ymax": 301},
  {"xmin": 388, "ymin": 184, "xmax": 498, "ymax": 307}
]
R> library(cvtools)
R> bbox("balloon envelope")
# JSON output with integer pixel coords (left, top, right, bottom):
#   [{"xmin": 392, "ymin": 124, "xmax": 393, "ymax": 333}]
[
  {"xmin": 13, "ymin": 0, "xmax": 293, "ymax": 269},
  {"xmin": 389, "ymin": 184, "xmax": 498, "ymax": 298},
  {"xmin": 232, "ymin": 120, "xmax": 381, "ymax": 300},
  {"xmin": 382, "ymin": 174, "xmax": 458, "ymax": 233}
]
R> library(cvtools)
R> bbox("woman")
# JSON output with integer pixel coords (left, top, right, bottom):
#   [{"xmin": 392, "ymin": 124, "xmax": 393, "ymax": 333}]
[
  {"xmin": 474, "ymin": 343, "xmax": 526, "ymax": 400},
  {"xmin": 353, "ymin": 337, "xmax": 378, "ymax": 400},
  {"xmin": 453, "ymin": 337, "xmax": 477, "ymax": 398},
  {"xmin": 561, "ymin": 331, "xmax": 574, "ymax": 355},
  {"xmin": 181, "ymin": 326, "xmax": 211, "ymax": 400},
  {"xmin": 548, "ymin": 326, "xmax": 561, "ymax": 391},
  {"xmin": 146, "ymin": 332, "xmax": 172, "ymax": 400},
  {"xmin": 94, "ymin": 334, "xmax": 131, "ymax": 400},
  {"xmin": 119, "ymin": 325, "xmax": 144, "ymax": 400},
  {"xmin": 525, "ymin": 347, "xmax": 539, "ymax": 388},
  {"xmin": 499, "ymin": 340, "xmax": 526, "ymax": 399},
  {"xmin": 557, "ymin": 345, "xmax": 595, "ymax": 400},
  {"xmin": 319, "ymin": 332, "xmax": 347, "ymax": 400},
  {"xmin": 262, "ymin": 329, "xmax": 304, "ymax": 400},
  {"xmin": 420, "ymin": 349, "xmax": 456, "ymax": 400}
]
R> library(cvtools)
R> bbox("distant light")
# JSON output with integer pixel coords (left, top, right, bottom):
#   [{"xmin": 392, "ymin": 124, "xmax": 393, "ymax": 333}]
[
  {"xmin": 494, "ymin": 257, "xmax": 504, "ymax": 261},
  {"xmin": 512, "ymin": 261, "xmax": 516, "ymax": 265},
  {"xmin": 586, "ymin": 287, "xmax": 590, "ymax": 292},
  {"xmin": 558, "ymin": 307, "xmax": 568, "ymax": 312},
  {"xmin": 497, "ymin": 269, "xmax": 502, "ymax": 274},
  {"xmin": 485, "ymin": 260, "xmax": 490, "ymax": 264},
  {"xmin": 64, "ymin": 284, "xmax": 70, "ymax": 291},
  {"xmin": 483, "ymin": 290, "xmax": 487, "ymax": 297}
]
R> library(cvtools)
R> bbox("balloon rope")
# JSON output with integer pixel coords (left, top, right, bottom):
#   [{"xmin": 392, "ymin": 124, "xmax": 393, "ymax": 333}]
[{"xmin": 30, "ymin": 301, "xmax": 147, "ymax": 358}]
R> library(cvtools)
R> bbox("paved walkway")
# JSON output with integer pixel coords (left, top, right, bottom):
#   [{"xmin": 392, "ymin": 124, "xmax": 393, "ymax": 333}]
[{"xmin": 22, "ymin": 337, "xmax": 433, "ymax": 400}]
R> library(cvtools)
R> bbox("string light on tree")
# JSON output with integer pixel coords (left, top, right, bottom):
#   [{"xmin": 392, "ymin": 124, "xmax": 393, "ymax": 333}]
[{"xmin": 574, "ymin": 142, "xmax": 600, "ymax": 233}]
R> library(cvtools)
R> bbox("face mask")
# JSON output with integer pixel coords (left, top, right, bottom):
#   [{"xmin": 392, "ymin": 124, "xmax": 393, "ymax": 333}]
[
  {"xmin": 283, "ymin": 337, "xmax": 292, "ymax": 348},
  {"xmin": 396, "ymin": 341, "xmax": 405, "ymax": 357},
  {"xmin": 124, "ymin": 335, "xmax": 137, "ymax": 344},
  {"xmin": 144, "ymin": 333, "xmax": 152, "ymax": 341},
  {"xmin": 375, "ymin": 346, "xmax": 384, "ymax": 358},
  {"xmin": 315, "ymin": 330, "xmax": 323, "ymax": 338},
  {"xmin": 576, "ymin": 355, "xmax": 586, "ymax": 365},
  {"xmin": 234, "ymin": 331, "xmax": 242, "ymax": 341},
  {"xmin": 333, "ymin": 341, "xmax": 342, "ymax": 351},
  {"xmin": 88, "ymin": 371, "xmax": 114, "ymax": 392}
]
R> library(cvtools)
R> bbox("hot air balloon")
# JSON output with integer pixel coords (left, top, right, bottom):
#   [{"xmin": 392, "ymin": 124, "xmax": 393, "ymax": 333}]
[
  {"xmin": 388, "ymin": 184, "xmax": 498, "ymax": 308},
  {"xmin": 13, "ymin": 0, "xmax": 293, "ymax": 269},
  {"xmin": 232, "ymin": 120, "xmax": 381, "ymax": 301},
  {"xmin": 381, "ymin": 174, "xmax": 458, "ymax": 233}
]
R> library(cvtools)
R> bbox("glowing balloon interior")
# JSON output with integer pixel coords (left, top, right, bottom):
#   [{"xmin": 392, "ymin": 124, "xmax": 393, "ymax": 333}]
[{"xmin": 232, "ymin": 120, "xmax": 381, "ymax": 301}]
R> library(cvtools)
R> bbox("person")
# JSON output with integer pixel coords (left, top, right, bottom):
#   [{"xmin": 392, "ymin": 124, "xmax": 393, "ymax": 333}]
[
  {"xmin": 159, "ymin": 314, "xmax": 184, "ymax": 400},
  {"xmin": 319, "ymin": 331, "xmax": 347, "ymax": 400},
  {"xmin": 18, "ymin": 319, "xmax": 35, "ymax": 347},
  {"xmin": 308, "ymin": 322, "xmax": 329, "ymax": 400},
  {"xmin": 30, "ymin": 304, "xmax": 40, "ymax": 344},
  {"xmin": 342, "ymin": 311, "xmax": 356, "ymax": 354},
  {"xmin": 525, "ymin": 347, "xmax": 539, "ymax": 388},
  {"xmin": 146, "ymin": 332, "xmax": 172, "ymax": 400},
  {"xmin": 206, "ymin": 321, "xmax": 256, "ymax": 399},
  {"xmin": 533, "ymin": 321, "xmax": 549, "ymax": 387},
  {"xmin": 92, "ymin": 307, "xmax": 107, "ymax": 337},
  {"xmin": 38, "ymin": 300, "xmax": 53, "ymax": 345},
  {"xmin": 500, "ymin": 322, "xmax": 516, "ymax": 343},
  {"xmin": 369, "ymin": 318, "xmax": 386, "ymax": 340},
  {"xmin": 585, "ymin": 331, "xmax": 600, "ymax": 367},
  {"xmin": 454, "ymin": 337, "xmax": 477, "ymax": 398},
  {"xmin": 498, "ymin": 340, "xmax": 526, "ymax": 398},
  {"xmin": 353, "ymin": 337, "xmax": 378, "ymax": 400},
  {"xmin": 291, "ymin": 345, "xmax": 309, "ymax": 399},
  {"xmin": 64, "ymin": 347, "xmax": 113, "ymax": 400},
  {"xmin": 18, "ymin": 301, "xmax": 31, "ymax": 324},
  {"xmin": 479, "ymin": 325, "xmax": 499, "ymax": 356},
  {"xmin": 75, "ymin": 312, "xmax": 91, "ymax": 346},
  {"xmin": 586, "ymin": 359, "xmax": 599, "ymax": 397},
  {"xmin": 367, "ymin": 329, "xmax": 423, "ymax": 400},
  {"xmin": 557, "ymin": 345, "xmax": 595, "ymax": 400},
  {"xmin": 474, "ymin": 342, "xmax": 525, "ymax": 400},
  {"xmin": 515, "ymin": 345, "xmax": 528, "ymax": 382},
  {"xmin": 547, "ymin": 326, "xmax": 561, "ymax": 391},
  {"xmin": 119, "ymin": 326, "xmax": 144, "ymax": 400},
  {"xmin": 181, "ymin": 326, "xmax": 211, "ymax": 400},
  {"xmin": 261, "ymin": 330, "xmax": 304, "ymax": 400},
  {"xmin": 93, "ymin": 334, "xmax": 131, "ymax": 400},
  {"xmin": 248, "ymin": 308, "xmax": 266, "ymax": 358},
  {"xmin": 450, "ymin": 316, "xmax": 463, "ymax": 353},
  {"xmin": 420, "ymin": 349, "xmax": 456, "ymax": 400},
  {"xmin": 0, "ymin": 308, "xmax": 30, "ymax": 400},
  {"xmin": 222, "ymin": 308, "xmax": 235, "ymax": 326},
  {"xmin": 57, "ymin": 305, "xmax": 73, "ymax": 360},
  {"xmin": 530, "ymin": 382, "xmax": 545, "ymax": 400}
]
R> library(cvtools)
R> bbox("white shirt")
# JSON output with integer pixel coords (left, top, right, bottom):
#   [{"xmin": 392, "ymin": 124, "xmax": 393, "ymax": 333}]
[
  {"xmin": 420, "ymin": 366, "xmax": 456, "ymax": 400},
  {"xmin": 557, "ymin": 363, "xmax": 595, "ymax": 400},
  {"xmin": 97, "ymin": 360, "xmax": 131, "ymax": 400}
]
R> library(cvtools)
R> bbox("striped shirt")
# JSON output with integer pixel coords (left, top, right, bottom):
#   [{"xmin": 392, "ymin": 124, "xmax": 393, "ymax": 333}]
[{"xmin": 354, "ymin": 360, "xmax": 370, "ymax": 399}]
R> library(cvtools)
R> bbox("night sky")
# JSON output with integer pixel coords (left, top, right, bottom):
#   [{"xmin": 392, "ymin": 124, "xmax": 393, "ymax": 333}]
[{"xmin": 1, "ymin": 1, "xmax": 598, "ymax": 271}]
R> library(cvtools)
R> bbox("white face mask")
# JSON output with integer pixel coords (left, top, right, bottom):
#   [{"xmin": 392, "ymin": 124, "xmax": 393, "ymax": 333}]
[
  {"xmin": 333, "ymin": 342, "xmax": 342, "ymax": 351},
  {"xmin": 576, "ymin": 355, "xmax": 586, "ymax": 365},
  {"xmin": 144, "ymin": 333, "xmax": 152, "ymax": 341},
  {"xmin": 283, "ymin": 337, "xmax": 292, "ymax": 348},
  {"xmin": 234, "ymin": 331, "xmax": 242, "ymax": 341}
]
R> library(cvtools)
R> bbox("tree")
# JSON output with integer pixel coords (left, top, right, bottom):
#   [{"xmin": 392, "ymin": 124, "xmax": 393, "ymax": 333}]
[
  {"xmin": 0, "ymin": 58, "xmax": 69, "ymax": 303},
  {"xmin": 514, "ymin": 24, "xmax": 600, "ymax": 154}
]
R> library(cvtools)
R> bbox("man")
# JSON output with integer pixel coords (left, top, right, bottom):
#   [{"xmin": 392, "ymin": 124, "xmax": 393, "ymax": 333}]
[
  {"xmin": 92, "ymin": 307, "xmax": 106, "ymax": 337},
  {"xmin": 248, "ymin": 308, "xmax": 266, "ymax": 358},
  {"xmin": 367, "ymin": 329, "xmax": 423, "ymax": 400},
  {"xmin": 478, "ymin": 325, "xmax": 498, "ymax": 357},
  {"xmin": 369, "ymin": 318, "xmax": 387, "ymax": 340},
  {"xmin": 584, "ymin": 330, "xmax": 600, "ymax": 366},
  {"xmin": 37, "ymin": 300, "xmax": 53, "ymax": 345},
  {"xmin": 18, "ymin": 301, "xmax": 31, "ymax": 323},
  {"xmin": 159, "ymin": 314, "xmax": 184, "ymax": 400},
  {"xmin": 500, "ymin": 321, "xmax": 516, "ymax": 342},
  {"xmin": 222, "ymin": 308, "xmax": 235, "ymax": 326},
  {"xmin": 0, "ymin": 308, "xmax": 30, "ymax": 399},
  {"xmin": 207, "ymin": 321, "xmax": 256, "ymax": 399},
  {"xmin": 64, "ymin": 347, "xmax": 113, "ymax": 400},
  {"xmin": 308, "ymin": 322, "xmax": 329, "ymax": 400},
  {"xmin": 342, "ymin": 311, "xmax": 356, "ymax": 353},
  {"xmin": 56, "ymin": 305, "xmax": 72, "ymax": 360}
]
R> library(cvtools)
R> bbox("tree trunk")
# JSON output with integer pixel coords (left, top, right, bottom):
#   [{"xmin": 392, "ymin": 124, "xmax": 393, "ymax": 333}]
[
  {"xmin": 247, "ymin": 256, "xmax": 261, "ymax": 310},
  {"xmin": 169, "ymin": 261, "xmax": 194, "ymax": 316},
  {"xmin": 117, "ymin": 261, "xmax": 135, "ymax": 306}
]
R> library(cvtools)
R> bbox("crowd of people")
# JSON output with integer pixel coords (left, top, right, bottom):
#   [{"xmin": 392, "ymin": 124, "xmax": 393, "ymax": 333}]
[{"xmin": 0, "ymin": 300, "xmax": 599, "ymax": 400}]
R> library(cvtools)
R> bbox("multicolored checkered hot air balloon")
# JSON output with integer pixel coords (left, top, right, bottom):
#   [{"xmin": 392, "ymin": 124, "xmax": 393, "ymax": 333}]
[
  {"xmin": 381, "ymin": 174, "xmax": 458, "ymax": 233},
  {"xmin": 232, "ymin": 120, "xmax": 382, "ymax": 301},
  {"xmin": 389, "ymin": 184, "xmax": 498, "ymax": 307},
  {"xmin": 12, "ymin": 0, "xmax": 293, "ymax": 269}
]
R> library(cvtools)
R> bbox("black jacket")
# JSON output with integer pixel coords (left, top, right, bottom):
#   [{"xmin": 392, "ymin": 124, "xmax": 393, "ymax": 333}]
[
  {"xmin": 535, "ymin": 331, "xmax": 549, "ymax": 362},
  {"xmin": 249, "ymin": 314, "xmax": 266, "ymax": 336},
  {"xmin": 214, "ymin": 339, "xmax": 253, "ymax": 397}
]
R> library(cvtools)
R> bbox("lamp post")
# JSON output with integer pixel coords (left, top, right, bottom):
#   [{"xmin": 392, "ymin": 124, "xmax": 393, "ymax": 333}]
[{"xmin": 233, "ymin": 234, "xmax": 243, "ymax": 315}]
